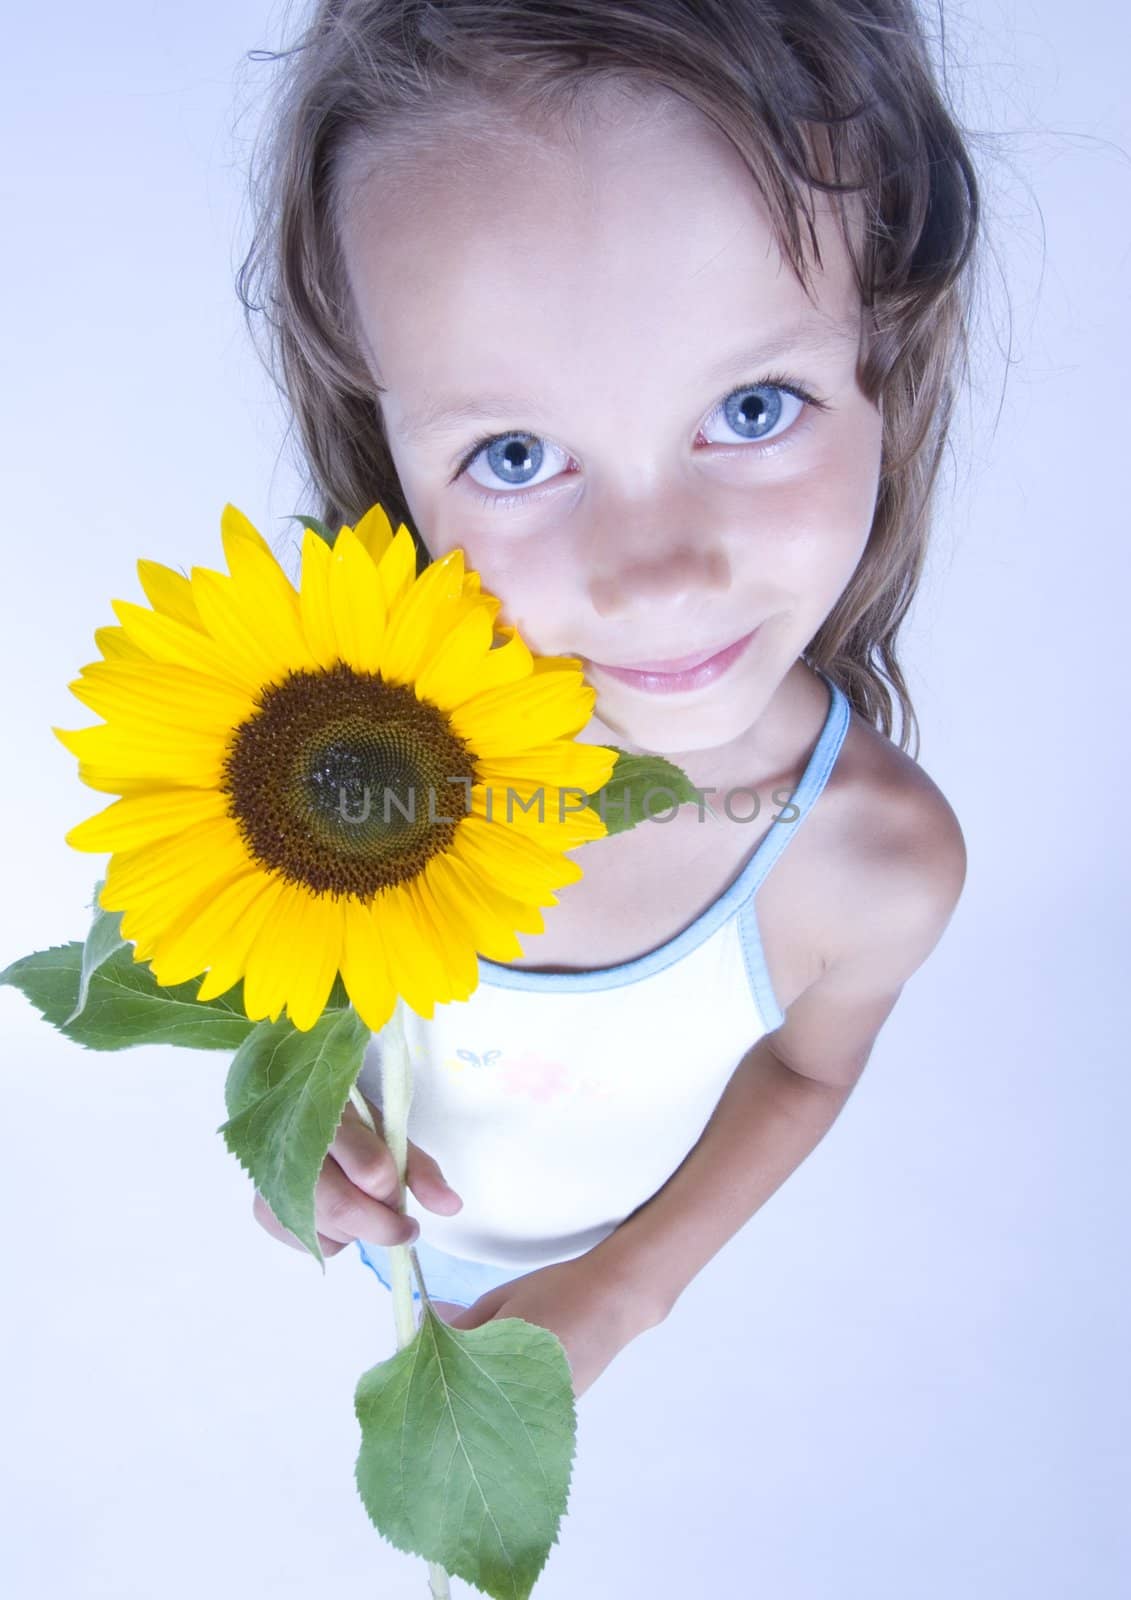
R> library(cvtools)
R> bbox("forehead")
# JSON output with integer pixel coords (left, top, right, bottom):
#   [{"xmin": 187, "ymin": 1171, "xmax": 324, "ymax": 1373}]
[{"xmin": 337, "ymin": 85, "xmax": 863, "ymax": 397}]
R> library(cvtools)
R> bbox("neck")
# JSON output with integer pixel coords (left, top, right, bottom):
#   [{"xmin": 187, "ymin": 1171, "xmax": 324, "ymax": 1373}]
[{"xmin": 578, "ymin": 657, "xmax": 830, "ymax": 797}]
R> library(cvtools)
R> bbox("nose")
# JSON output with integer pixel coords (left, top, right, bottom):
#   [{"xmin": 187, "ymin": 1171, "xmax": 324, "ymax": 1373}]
[{"xmin": 585, "ymin": 499, "xmax": 733, "ymax": 621}]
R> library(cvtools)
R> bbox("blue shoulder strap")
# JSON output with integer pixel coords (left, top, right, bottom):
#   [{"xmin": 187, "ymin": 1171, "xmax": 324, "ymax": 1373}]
[{"xmin": 736, "ymin": 669, "xmax": 851, "ymax": 1031}]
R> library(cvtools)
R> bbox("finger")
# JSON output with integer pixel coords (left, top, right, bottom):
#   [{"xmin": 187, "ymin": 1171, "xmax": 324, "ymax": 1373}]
[
  {"xmin": 404, "ymin": 1141, "xmax": 464, "ymax": 1214},
  {"xmin": 318, "ymin": 1154, "xmax": 420, "ymax": 1247},
  {"xmin": 253, "ymin": 1189, "xmax": 315, "ymax": 1254},
  {"xmin": 330, "ymin": 1096, "xmax": 400, "ymax": 1205},
  {"xmin": 258, "ymin": 1211, "xmax": 349, "ymax": 1258},
  {"xmin": 335, "ymin": 1094, "xmax": 462, "ymax": 1215},
  {"xmin": 254, "ymin": 1171, "xmax": 417, "ymax": 1252}
]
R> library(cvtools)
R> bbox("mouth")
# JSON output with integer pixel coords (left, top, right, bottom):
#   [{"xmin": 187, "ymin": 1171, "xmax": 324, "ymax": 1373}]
[{"xmin": 583, "ymin": 627, "xmax": 760, "ymax": 695}]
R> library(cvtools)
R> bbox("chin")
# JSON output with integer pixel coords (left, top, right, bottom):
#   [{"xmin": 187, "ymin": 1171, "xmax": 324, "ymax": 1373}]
[{"xmin": 594, "ymin": 695, "xmax": 754, "ymax": 757}]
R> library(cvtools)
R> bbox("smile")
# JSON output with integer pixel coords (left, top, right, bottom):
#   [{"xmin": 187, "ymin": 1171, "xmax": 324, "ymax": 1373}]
[{"xmin": 584, "ymin": 627, "xmax": 760, "ymax": 695}]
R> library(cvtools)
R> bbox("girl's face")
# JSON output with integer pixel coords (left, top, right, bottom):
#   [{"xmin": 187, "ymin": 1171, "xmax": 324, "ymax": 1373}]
[{"xmin": 339, "ymin": 88, "xmax": 883, "ymax": 761}]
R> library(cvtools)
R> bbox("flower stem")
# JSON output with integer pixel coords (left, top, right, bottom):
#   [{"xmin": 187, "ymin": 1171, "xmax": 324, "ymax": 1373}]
[{"xmin": 356, "ymin": 995, "xmax": 452, "ymax": 1600}]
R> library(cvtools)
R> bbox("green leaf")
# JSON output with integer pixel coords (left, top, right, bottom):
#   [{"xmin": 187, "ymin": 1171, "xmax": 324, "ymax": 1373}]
[
  {"xmin": 287, "ymin": 512, "xmax": 338, "ymax": 549},
  {"xmin": 62, "ymin": 876, "xmax": 127, "ymax": 1026},
  {"xmin": 217, "ymin": 1006, "xmax": 371, "ymax": 1272},
  {"xmin": 0, "ymin": 940, "xmax": 258, "ymax": 1051},
  {"xmin": 586, "ymin": 747, "xmax": 715, "ymax": 835},
  {"xmin": 354, "ymin": 1310, "xmax": 577, "ymax": 1600},
  {"xmin": 323, "ymin": 972, "xmax": 351, "ymax": 1011}
]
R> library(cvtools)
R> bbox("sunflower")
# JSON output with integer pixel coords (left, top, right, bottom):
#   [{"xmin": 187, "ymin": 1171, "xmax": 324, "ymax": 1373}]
[{"xmin": 53, "ymin": 504, "xmax": 618, "ymax": 1033}]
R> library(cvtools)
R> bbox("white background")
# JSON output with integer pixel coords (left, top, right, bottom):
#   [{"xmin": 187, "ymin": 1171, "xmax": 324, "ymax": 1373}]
[{"xmin": 1, "ymin": 2, "xmax": 1127, "ymax": 1595}]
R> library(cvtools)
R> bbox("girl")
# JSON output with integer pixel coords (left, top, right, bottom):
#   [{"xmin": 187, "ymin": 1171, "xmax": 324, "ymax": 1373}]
[{"xmin": 247, "ymin": 0, "xmax": 978, "ymax": 1397}]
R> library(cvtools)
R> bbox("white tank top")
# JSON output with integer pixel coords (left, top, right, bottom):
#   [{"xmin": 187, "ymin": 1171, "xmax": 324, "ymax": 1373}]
[{"xmin": 356, "ymin": 670, "xmax": 850, "ymax": 1271}]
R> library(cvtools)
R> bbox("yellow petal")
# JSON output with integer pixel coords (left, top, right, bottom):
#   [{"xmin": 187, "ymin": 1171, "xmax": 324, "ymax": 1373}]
[
  {"xmin": 530, "ymin": 652, "xmax": 589, "ymax": 675},
  {"xmin": 327, "ymin": 524, "xmax": 387, "ymax": 673},
  {"xmin": 231, "ymin": 881, "xmax": 344, "ymax": 1031},
  {"xmin": 422, "ymin": 850, "xmax": 534, "ymax": 962},
  {"xmin": 474, "ymin": 738, "xmax": 618, "ymax": 794},
  {"xmin": 298, "ymin": 528, "xmax": 339, "ymax": 669},
  {"xmin": 470, "ymin": 777, "xmax": 608, "ymax": 849},
  {"xmin": 144, "ymin": 868, "xmax": 273, "ymax": 988},
  {"xmin": 349, "ymin": 502, "xmax": 395, "ymax": 568},
  {"xmin": 424, "ymin": 623, "xmax": 533, "ymax": 711},
  {"xmin": 70, "ymin": 761, "xmax": 174, "ymax": 797},
  {"xmin": 111, "ymin": 598, "xmax": 262, "ymax": 694},
  {"xmin": 368, "ymin": 879, "xmax": 453, "ymax": 1018},
  {"xmin": 282, "ymin": 893, "xmax": 346, "ymax": 1032},
  {"xmin": 136, "ymin": 559, "xmax": 204, "ymax": 630},
  {"xmin": 65, "ymin": 787, "xmax": 229, "ymax": 853},
  {"xmin": 450, "ymin": 667, "xmax": 597, "ymax": 755},
  {"xmin": 94, "ymin": 624, "xmax": 149, "ymax": 662},
  {"xmin": 240, "ymin": 880, "xmax": 318, "ymax": 1024},
  {"xmin": 449, "ymin": 812, "xmax": 584, "ymax": 899},
  {"xmin": 402, "ymin": 870, "xmax": 481, "ymax": 1002},
  {"xmin": 339, "ymin": 896, "xmax": 398, "ymax": 1034},
  {"xmin": 189, "ymin": 567, "xmax": 298, "ymax": 690},
  {"xmin": 194, "ymin": 874, "xmax": 289, "ymax": 1003},
  {"xmin": 373, "ymin": 524, "xmax": 420, "ymax": 617},
  {"xmin": 219, "ymin": 502, "xmax": 279, "ymax": 565},
  {"xmin": 378, "ymin": 548, "xmax": 470, "ymax": 686},
  {"xmin": 391, "ymin": 593, "xmax": 500, "ymax": 699},
  {"xmin": 68, "ymin": 660, "xmax": 256, "ymax": 732},
  {"xmin": 101, "ymin": 815, "xmax": 251, "ymax": 933},
  {"xmin": 53, "ymin": 721, "xmax": 230, "ymax": 789},
  {"xmin": 218, "ymin": 508, "xmax": 322, "ymax": 674},
  {"xmin": 412, "ymin": 604, "xmax": 496, "ymax": 709}
]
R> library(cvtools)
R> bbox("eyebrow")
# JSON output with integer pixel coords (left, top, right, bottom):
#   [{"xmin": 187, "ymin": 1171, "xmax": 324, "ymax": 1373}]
[{"xmin": 395, "ymin": 313, "xmax": 858, "ymax": 442}]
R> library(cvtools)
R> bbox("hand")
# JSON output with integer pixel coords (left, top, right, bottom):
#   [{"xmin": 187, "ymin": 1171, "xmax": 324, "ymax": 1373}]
[
  {"xmin": 442, "ymin": 1255, "xmax": 660, "ymax": 1400},
  {"xmin": 252, "ymin": 1092, "xmax": 463, "ymax": 1256}
]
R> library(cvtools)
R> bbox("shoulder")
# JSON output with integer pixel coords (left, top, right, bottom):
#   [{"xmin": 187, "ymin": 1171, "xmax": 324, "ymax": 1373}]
[
  {"xmin": 762, "ymin": 705, "xmax": 967, "ymax": 1088},
  {"xmin": 824, "ymin": 707, "xmax": 967, "ymax": 971}
]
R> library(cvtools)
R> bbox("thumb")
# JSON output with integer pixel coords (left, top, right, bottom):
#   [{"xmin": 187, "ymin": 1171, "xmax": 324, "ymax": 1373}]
[
  {"xmin": 444, "ymin": 1285, "xmax": 508, "ymax": 1332},
  {"xmin": 444, "ymin": 1305, "xmax": 481, "ymax": 1331}
]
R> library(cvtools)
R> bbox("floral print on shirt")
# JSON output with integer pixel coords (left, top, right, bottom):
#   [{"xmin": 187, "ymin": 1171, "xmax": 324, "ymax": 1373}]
[{"xmin": 441, "ymin": 1046, "xmax": 613, "ymax": 1103}]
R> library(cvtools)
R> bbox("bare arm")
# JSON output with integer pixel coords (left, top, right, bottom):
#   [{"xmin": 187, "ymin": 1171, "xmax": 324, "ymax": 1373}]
[
  {"xmin": 587, "ymin": 790, "xmax": 967, "ymax": 1327},
  {"xmin": 589, "ymin": 1037, "xmax": 857, "ymax": 1326}
]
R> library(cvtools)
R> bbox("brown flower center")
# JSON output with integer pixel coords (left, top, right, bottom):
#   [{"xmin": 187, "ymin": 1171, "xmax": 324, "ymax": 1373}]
[{"xmin": 221, "ymin": 662, "xmax": 479, "ymax": 899}]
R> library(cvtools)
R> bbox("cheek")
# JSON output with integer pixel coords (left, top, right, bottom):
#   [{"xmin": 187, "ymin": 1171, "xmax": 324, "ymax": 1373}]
[
  {"xmin": 837, "ymin": 397, "xmax": 885, "ymax": 525},
  {"xmin": 482, "ymin": 552, "xmax": 567, "ymax": 653},
  {"xmin": 751, "ymin": 423, "xmax": 880, "ymax": 599},
  {"xmin": 423, "ymin": 514, "xmax": 569, "ymax": 651},
  {"xmin": 388, "ymin": 451, "xmax": 567, "ymax": 645},
  {"xmin": 791, "ymin": 407, "xmax": 882, "ymax": 562}
]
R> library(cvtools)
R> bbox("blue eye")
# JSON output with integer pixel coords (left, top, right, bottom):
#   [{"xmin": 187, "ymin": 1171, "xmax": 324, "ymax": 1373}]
[
  {"xmin": 702, "ymin": 382, "xmax": 805, "ymax": 446},
  {"xmin": 463, "ymin": 433, "xmax": 567, "ymax": 496},
  {"xmin": 451, "ymin": 374, "xmax": 829, "ymax": 508}
]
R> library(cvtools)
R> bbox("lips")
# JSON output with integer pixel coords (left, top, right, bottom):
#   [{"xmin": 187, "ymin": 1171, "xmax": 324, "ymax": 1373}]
[
  {"xmin": 583, "ymin": 627, "xmax": 760, "ymax": 694},
  {"xmin": 590, "ymin": 634, "xmax": 748, "ymax": 673}
]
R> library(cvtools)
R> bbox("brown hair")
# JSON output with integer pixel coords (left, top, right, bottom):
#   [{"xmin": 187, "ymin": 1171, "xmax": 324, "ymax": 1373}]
[{"xmin": 235, "ymin": 0, "xmax": 988, "ymax": 757}]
